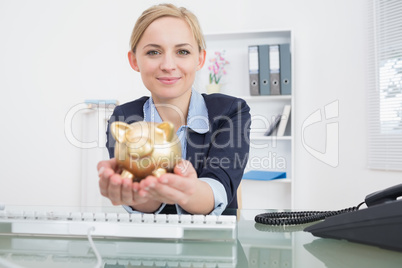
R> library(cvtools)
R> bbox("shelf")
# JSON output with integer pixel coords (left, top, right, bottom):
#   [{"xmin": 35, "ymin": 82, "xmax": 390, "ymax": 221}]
[
  {"xmin": 250, "ymin": 134, "xmax": 292, "ymax": 141},
  {"xmin": 242, "ymin": 177, "xmax": 291, "ymax": 183},
  {"xmin": 205, "ymin": 29, "xmax": 291, "ymax": 43},
  {"xmin": 271, "ymin": 178, "xmax": 291, "ymax": 183},
  {"xmin": 241, "ymin": 95, "xmax": 292, "ymax": 102}
]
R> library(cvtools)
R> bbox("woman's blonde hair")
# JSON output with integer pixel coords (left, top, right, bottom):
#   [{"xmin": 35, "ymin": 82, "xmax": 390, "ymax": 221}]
[{"xmin": 129, "ymin": 3, "xmax": 206, "ymax": 53}]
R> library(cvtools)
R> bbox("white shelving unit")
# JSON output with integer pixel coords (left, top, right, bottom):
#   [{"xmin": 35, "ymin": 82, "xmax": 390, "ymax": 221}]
[{"xmin": 197, "ymin": 30, "xmax": 294, "ymax": 209}]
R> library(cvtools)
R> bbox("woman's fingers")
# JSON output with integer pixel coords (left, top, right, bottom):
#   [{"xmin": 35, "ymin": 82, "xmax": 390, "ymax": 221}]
[
  {"xmin": 121, "ymin": 178, "xmax": 134, "ymax": 204},
  {"xmin": 107, "ymin": 173, "xmax": 124, "ymax": 205},
  {"xmin": 97, "ymin": 158, "xmax": 118, "ymax": 173},
  {"xmin": 98, "ymin": 159, "xmax": 120, "ymax": 197},
  {"xmin": 174, "ymin": 160, "xmax": 197, "ymax": 178}
]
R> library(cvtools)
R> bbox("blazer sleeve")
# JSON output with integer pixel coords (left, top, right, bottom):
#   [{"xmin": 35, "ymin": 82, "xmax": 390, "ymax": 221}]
[{"xmin": 190, "ymin": 96, "xmax": 251, "ymax": 208}]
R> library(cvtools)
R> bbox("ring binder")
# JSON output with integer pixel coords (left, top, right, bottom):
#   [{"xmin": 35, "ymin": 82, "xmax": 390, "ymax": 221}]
[
  {"xmin": 248, "ymin": 46, "xmax": 260, "ymax": 95},
  {"xmin": 258, "ymin": 45, "xmax": 271, "ymax": 95},
  {"xmin": 280, "ymin": 43, "xmax": 292, "ymax": 95},
  {"xmin": 269, "ymin": 45, "xmax": 281, "ymax": 95}
]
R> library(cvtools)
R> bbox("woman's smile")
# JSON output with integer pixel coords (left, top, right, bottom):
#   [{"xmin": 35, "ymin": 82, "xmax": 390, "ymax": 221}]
[{"xmin": 157, "ymin": 76, "xmax": 182, "ymax": 85}]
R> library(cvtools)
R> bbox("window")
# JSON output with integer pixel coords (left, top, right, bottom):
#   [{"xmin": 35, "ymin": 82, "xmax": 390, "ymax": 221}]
[{"xmin": 368, "ymin": 0, "xmax": 402, "ymax": 170}]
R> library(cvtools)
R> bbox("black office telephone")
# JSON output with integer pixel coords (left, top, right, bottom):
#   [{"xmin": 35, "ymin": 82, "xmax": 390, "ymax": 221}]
[{"xmin": 255, "ymin": 184, "xmax": 402, "ymax": 252}]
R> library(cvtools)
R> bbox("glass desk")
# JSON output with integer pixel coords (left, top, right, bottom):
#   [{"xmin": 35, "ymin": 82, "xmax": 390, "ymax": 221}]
[{"xmin": 0, "ymin": 208, "xmax": 401, "ymax": 268}]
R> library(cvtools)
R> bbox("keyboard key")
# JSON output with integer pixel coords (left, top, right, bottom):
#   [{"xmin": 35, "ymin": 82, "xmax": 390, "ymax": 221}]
[
  {"xmin": 118, "ymin": 213, "xmax": 129, "ymax": 222},
  {"xmin": 7, "ymin": 210, "xmax": 23, "ymax": 219},
  {"xmin": 94, "ymin": 213, "xmax": 106, "ymax": 222},
  {"xmin": 168, "ymin": 214, "xmax": 179, "ymax": 224},
  {"xmin": 155, "ymin": 214, "xmax": 167, "ymax": 223},
  {"xmin": 23, "ymin": 211, "xmax": 35, "ymax": 219},
  {"xmin": 35, "ymin": 211, "xmax": 48, "ymax": 220},
  {"xmin": 180, "ymin": 215, "xmax": 192, "ymax": 224},
  {"xmin": 192, "ymin": 215, "xmax": 205, "ymax": 224},
  {"xmin": 53, "ymin": 211, "xmax": 70, "ymax": 220},
  {"xmin": 106, "ymin": 213, "xmax": 118, "ymax": 222},
  {"xmin": 130, "ymin": 213, "xmax": 142, "ymax": 223},
  {"xmin": 142, "ymin": 213, "xmax": 154, "ymax": 223},
  {"xmin": 82, "ymin": 212, "xmax": 93, "ymax": 221},
  {"xmin": 71, "ymin": 212, "xmax": 82, "ymax": 221},
  {"xmin": 205, "ymin": 215, "xmax": 217, "ymax": 224},
  {"xmin": 218, "ymin": 215, "xmax": 236, "ymax": 224}
]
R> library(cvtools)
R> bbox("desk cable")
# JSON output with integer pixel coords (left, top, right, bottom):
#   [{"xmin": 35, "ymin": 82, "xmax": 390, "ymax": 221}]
[
  {"xmin": 255, "ymin": 202, "xmax": 365, "ymax": 226},
  {"xmin": 87, "ymin": 226, "xmax": 103, "ymax": 268}
]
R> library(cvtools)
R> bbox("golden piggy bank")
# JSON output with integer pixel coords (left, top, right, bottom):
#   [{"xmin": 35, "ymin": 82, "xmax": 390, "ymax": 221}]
[{"xmin": 110, "ymin": 121, "xmax": 182, "ymax": 181}]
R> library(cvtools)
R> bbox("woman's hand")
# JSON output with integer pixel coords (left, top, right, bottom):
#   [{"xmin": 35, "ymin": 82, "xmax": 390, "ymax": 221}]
[
  {"xmin": 138, "ymin": 160, "xmax": 215, "ymax": 214},
  {"xmin": 97, "ymin": 159, "xmax": 162, "ymax": 212}
]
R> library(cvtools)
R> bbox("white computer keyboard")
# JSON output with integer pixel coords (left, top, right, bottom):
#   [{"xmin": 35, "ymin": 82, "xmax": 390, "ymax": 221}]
[{"xmin": 0, "ymin": 210, "xmax": 237, "ymax": 241}]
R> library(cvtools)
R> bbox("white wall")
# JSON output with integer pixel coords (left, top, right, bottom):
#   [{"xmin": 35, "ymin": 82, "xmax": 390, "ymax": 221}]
[{"xmin": 0, "ymin": 0, "xmax": 400, "ymax": 209}]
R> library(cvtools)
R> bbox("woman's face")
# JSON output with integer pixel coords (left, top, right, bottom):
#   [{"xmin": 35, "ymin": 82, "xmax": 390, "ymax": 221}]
[{"xmin": 129, "ymin": 17, "xmax": 205, "ymax": 102}]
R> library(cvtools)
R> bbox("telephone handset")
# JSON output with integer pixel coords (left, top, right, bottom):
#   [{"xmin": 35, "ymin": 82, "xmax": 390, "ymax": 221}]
[
  {"xmin": 255, "ymin": 183, "xmax": 402, "ymax": 226},
  {"xmin": 364, "ymin": 183, "xmax": 402, "ymax": 207}
]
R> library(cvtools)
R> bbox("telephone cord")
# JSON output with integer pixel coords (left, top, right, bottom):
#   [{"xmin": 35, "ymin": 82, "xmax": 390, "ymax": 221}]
[{"xmin": 255, "ymin": 202, "xmax": 365, "ymax": 226}]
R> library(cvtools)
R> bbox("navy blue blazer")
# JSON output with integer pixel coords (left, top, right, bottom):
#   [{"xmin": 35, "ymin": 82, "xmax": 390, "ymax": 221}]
[{"xmin": 106, "ymin": 93, "xmax": 251, "ymax": 211}]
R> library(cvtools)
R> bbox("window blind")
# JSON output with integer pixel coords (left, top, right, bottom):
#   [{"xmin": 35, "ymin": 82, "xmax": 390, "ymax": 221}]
[{"xmin": 368, "ymin": 0, "xmax": 402, "ymax": 170}]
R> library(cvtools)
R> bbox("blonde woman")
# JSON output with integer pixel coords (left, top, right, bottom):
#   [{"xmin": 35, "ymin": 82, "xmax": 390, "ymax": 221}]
[{"xmin": 97, "ymin": 4, "xmax": 250, "ymax": 215}]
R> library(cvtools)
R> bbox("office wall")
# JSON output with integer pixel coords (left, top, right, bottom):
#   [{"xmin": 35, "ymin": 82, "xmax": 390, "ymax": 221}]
[{"xmin": 0, "ymin": 0, "xmax": 400, "ymax": 209}]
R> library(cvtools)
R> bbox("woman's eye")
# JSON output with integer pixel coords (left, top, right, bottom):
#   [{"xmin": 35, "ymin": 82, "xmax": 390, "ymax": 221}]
[
  {"xmin": 146, "ymin": 50, "xmax": 160, "ymax": 56},
  {"xmin": 178, "ymin": 50, "xmax": 190, "ymax": 56}
]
